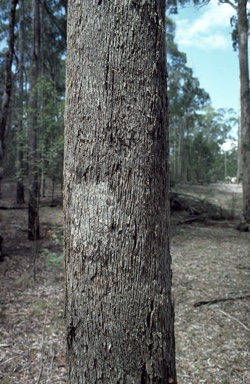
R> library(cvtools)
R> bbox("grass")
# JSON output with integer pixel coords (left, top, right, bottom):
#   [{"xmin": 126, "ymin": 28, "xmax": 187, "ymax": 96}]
[
  {"xmin": 42, "ymin": 225, "xmax": 64, "ymax": 269},
  {"xmin": 1, "ymin": 377, "xmax": 11, "ymax": 384},
  {"xmin": 30, "ymin": 300, "xmax": 48, "ymax": 317}
]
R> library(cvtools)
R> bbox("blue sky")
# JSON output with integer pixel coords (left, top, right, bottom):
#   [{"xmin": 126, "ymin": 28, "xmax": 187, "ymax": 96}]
[{"xmin": 171, "ymin": 0, "xmax": 248, "ymax": 114}]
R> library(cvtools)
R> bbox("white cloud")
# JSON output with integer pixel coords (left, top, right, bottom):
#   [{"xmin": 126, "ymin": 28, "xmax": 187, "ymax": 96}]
[
  {"xmin": 175, "ymin": 0, "xmax": 236, "ymax": 50},
  {"xmin": 221, "ymin": 140, "xmax": 237, "ymax": 152}
]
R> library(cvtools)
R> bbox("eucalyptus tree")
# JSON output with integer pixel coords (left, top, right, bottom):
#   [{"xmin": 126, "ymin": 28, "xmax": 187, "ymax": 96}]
[
  {"xmin": 16, "ymin": 0, "xmax": 25, "ymax": 204},
  {"xmin": 215, "ymin": 0, "xmax": 249, "ymax": 219},
  {"xmin": 167, "ymin": 17, "xmax": 210, "ymax": 182},
  {"xmin": 27, "ymin": 0, "xmax": 66, "ymax": 237},
  {"xmin": 28, "ymin": 0, "xmax": 41, "ymax": 240},
  {"xmin": 40, "ymin": 0, "xmax": 66, "ymax": 93},
  {"xmin": 190, "ymin": 106, "xmax": 237, "ymax": 182},
  {"xmin": 0, "ymin": 0, "xmax": 66, "ymax": 231},
  {"xmin": 0, "ymin": 0, "xmax": 18, "ymax": 195},
  {"xmin": 36, "ymin": 1, "xmax": 66, "ymax": 198},
  {"xmin": 36, "ymin": 77, "xmax": 64, "ymax": 198},
  {"xmin": 64, "ymin": 1, "xmax": 176, "ymax": 382},
  {"xmin": 167, "ymin": 14, "xmax": 239, "ymax": 184},
  {"xmin": 168, "ymin": 0, "xmax": 249, "ymax": 215},
  {"xmin": 237, "ymin": 0, "xmax": 250, "ymax": 220}
]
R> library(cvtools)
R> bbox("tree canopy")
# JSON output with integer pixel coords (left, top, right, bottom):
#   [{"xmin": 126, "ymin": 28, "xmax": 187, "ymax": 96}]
[{"xmin": 0, "ymin": 1, "xmax": 239, "ymax": 202}]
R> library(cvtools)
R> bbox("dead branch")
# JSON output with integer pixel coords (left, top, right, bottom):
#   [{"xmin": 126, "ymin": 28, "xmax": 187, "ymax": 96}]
[
  {"xmin": 194, "ymin": 294, "xmax": 250, "ymax": 307},
  {"xmin": 177, "ymin": 214, "xmax": 206, "ymax": 224},
  {"xmin": 170, "ymin": 192, "xmax": 231, "ymax": 221},
  {"xmin": 216, "ymin": 308, "xmax": 250, "ymax": 331}
]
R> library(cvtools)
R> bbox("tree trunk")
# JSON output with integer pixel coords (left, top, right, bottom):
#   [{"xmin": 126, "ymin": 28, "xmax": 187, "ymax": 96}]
[
  {"xmin": 177, "ymin": 122, "xmax": 184, "ymax": 180},
  {"xmin": 238, "ymin": 0, "xmax": 250, "ymax": 220},
  {"xmin": 64, "ymin": 1, "xmax": 176, "ymax": 383},
  {"xmin": 0, "ymin": 0, "xmax": 18, "ymax": 193},
  {"xmin": 28, "ymin": 0, "xmax": 40, "ymax": 240},
  {"xmin": 16, "ymin": 0, "xmax": 25, "ymax": 204},
  {"xmin": 236, "ymin": 90, "xmax": 242, "ymax": 183}
]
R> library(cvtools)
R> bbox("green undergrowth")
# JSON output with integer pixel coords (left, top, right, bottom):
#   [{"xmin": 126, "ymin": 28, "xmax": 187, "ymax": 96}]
[{"xmin": 42, "ymin": 225, "xmax": 64, "ymax": 270}]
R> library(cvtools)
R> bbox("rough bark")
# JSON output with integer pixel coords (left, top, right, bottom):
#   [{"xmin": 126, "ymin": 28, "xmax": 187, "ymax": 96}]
[
  {"xmin": 28, "ymin": 0, "xmax": 40, "ymax": 240},
  {"xmin": 16, "ymin": 0, "xmax": 25, "ymax": 204},
  {"xmin": 238, "ymin": 0, "xmax": 250, "ymax": 220},
  {"xmin": 64, "ymin": 1, "xmax": 176, "ymax": 383},
  {"xmin": 0, "ymin": 0, "xmax": 18, "ymax": 192}
]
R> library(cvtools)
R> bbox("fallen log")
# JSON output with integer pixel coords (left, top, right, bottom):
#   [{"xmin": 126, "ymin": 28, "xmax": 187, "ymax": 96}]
[{"xmin": 194, "ymin": 293, "xmax": 250, "ymax": 307}]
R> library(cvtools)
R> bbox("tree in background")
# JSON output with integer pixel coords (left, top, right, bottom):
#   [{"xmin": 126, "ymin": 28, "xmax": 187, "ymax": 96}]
[
  {"xmin": 237, "ymin": 0, "xmax": 250, "ymax": 220},
  {"xmin": 167, "ymin": 17, "xmax": 210, "ymax": 182},
  {"xmin": 28, "ymin": 0, "xmax": 41, "ymax": 240},
  {"xmin": 16, "ymin": 0, "xmax": 25, "ymax": 204},
  {"xmin": 218, "ymin": 0, "xmax": 250, "ymax": 219},
  {"xmin": 0, "ymin": 0, "xmax": 241, "ymax": 224},
  {"xmin": 0, "ymin": 0, "xmax": 66, "ymax": 238},
  {"xmin": 64, "ymin": 1, "xmax": 176, "ymax": 382},
  {"xmin": 36, "ymin": 77, "xmax": 64, "ymax": 198},
  {"xmin": 167, "ymin": 17, "xmax": 237, "ymax": 184},
  {"xmin": 0, "ymin": 0, "xmax": 18, "ymax": 196}
]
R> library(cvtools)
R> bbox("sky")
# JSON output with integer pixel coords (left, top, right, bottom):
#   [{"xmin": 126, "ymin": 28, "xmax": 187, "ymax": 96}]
[{"xmin": 171, "ymin": 0, "xmax": 247, "ymax": 115}]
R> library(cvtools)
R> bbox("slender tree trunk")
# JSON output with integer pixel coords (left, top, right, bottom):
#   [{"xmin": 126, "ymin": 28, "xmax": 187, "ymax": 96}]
[
  {"xmin": 177, "ymin": 122, "xmax": 184, "ymax": 180},
  {"xmin": 236, "ymin": 76, "xmax": 243, "ymax": 183},
  {"xmin": 173, "ymin": 139, "xmax": 177, "ymax": 182},
  {"xmin": 238, "ymin": 0, "xmax": 250, "ymax": 220},
  {"xmin": 28, "ymin": 0, "xmax": 40, "ymax": 240},
  {"xmin": 16, "ymin": 0, "xmax": 25, "ymax": 204},
  {"xmin": 0, "ymin": 0, "xmax": 18, "ymax": 195},
  {"xmin": 185, "ymin": 119, "xmax": 191, "ymax": 182},
  {"xmin": 64, "ymin": 1, "xmax": 176, "ymax": 383},
  {"xmin": 237, "ymin": 104, "xmax": 242, "ymax": 183}
]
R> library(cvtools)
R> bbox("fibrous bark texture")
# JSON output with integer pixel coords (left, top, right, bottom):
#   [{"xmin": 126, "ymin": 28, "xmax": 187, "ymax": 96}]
[
  {"xmin": 238, "ymin": 0, "xmax": 250, "ymax": 220},
  {"xmin": 64, "ymin": 1, "xmax": 176, "ymax": 383}
]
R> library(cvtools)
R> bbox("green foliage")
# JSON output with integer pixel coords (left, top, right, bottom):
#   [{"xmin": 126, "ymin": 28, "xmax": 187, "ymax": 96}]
[
  {"xmin": 1, "ymin": 376, "xmax": 11, "ymax": 384},
  {"xmin": 167, "ymin": 17, "xmax": 238, "ymax": 184},
  {"xmin": 230, "ymin": 10, "xmax": 250, "ymax": 51},
  {"xmin": 42, "ymin": 225, "xmax": 63, "ymax": 269},
  {"xmin": 12, "ymin": 76, "xmax": 64, "ymax": 185},
  {"xmin": 230, "ymin": 15, "xmax": 239, "ymax": 51},
  {"xmin": 35, "ymin": 77, "xmax": 64, "ymax": 181},
  {"xmin": 0, "ymin": 2, "xmax": 239, "ymax": 189},
  {"xmin": 190, "ymin": 132, "xmax": 215, "ymax": 182},
  {"xmin": 0, "ymin": 0, "xmax": 66, "ymax": 182},
  {"xmin": 30, "ymin": 300, "xmax": 48, "ymax": 317},
  {"xmin": 167, "ymin": 0, "xmax": 205, "ymax": 15},
  {"xmin": 42, "ymin": 248, "xmax": 63, "ymax": 269}
]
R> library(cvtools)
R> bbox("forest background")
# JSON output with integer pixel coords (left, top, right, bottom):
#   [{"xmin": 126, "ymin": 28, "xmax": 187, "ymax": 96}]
[
  {"xmin": 0, "ymin": 0, "xmax": 239, "ymax": 202},
  {"xmin": 0, "ymin": 1, "xmax": 249, "ymax": 383}
]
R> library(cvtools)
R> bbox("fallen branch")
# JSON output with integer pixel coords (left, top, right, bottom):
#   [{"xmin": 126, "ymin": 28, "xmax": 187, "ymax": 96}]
[
  {"xmin": 178, "ymin": 214, "xmax": 205, "ymax": 224},
  {"xmin": 0, "ymin": 206, "xmax": 26, "ymax": 210},
  {"xmin": 194, "ymin": 293, "xmax": 250, "ymax": 307},
  {"xmin": 216, "ymin": 308, "xmax": 250, "ymax": 331},
  {"xmin": 0, "ymin": 355, "xmax": 20, "ymax": 366},
  {"xmin": 170, "ymin": 191, "xmax": 231, "ymax": 220}
]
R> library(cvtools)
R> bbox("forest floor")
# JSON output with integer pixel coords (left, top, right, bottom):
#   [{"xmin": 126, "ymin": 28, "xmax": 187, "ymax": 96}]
[{"xmin": 0, "ymin": 181, "xmax": 249, "ymax": 384}]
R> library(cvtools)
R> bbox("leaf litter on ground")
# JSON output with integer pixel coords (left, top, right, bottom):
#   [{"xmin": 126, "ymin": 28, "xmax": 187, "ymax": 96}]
[{"xmin": 0, "ymin": 182, "xmax": 249, "ymax": 383}]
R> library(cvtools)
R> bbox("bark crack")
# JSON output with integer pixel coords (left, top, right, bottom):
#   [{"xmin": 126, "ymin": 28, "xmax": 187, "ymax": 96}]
[
  {"xmin": 67, "ymin": 323, "xmax": 76, "ymax": 349},
  {"xmin": 141, "ymin": 362, "xmax": 148, "ymax": 384},
  {"xmin": 132, "ymin": 218, "xmax": 137, "ymax": 254}
]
